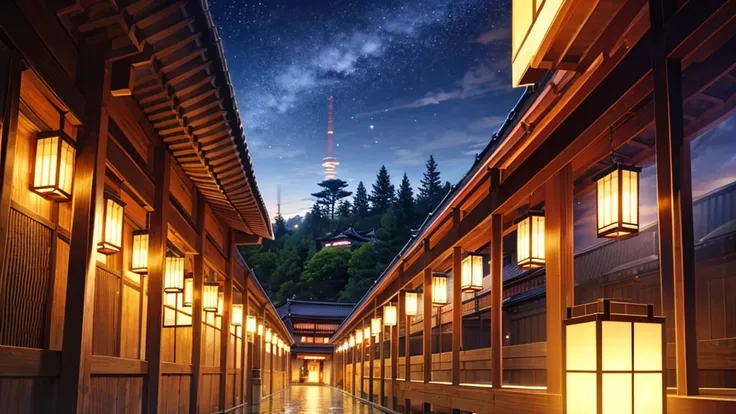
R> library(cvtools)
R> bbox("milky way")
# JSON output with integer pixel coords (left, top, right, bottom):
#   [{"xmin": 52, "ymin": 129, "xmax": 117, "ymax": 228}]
[{"xmin": 208, "ymin": 0, "xmax": 519, "ymax": 217}]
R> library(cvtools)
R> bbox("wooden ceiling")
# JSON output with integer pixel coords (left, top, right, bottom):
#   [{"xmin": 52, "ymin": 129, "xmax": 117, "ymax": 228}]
[{"xmin": 57, "ymin": 0, "xmax": 273, "ymax": 239}]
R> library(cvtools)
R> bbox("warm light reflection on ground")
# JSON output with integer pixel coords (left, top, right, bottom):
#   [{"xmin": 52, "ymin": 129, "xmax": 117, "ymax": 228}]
[{"xmin": 257, "ymin": 385, "xmax": 385, "ymax": 413}]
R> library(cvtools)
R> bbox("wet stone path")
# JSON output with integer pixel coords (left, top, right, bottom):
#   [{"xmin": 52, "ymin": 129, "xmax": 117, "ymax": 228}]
[{"xmin": 258, "ymin": 385, "xmax": 387, "ymax": 413}]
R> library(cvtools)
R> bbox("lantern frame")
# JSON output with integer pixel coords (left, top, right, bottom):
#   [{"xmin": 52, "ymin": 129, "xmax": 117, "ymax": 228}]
[
  {"xmin": 98, "ymin": 192, "xmax": 125, "ymax": 254},
  {"xmin": 461, "ymin": 253, "xmax": 484, "ymax": 292},
  {"xmin": 183, "ymin": 276, "xmax": 193, "ymax": 307},
  {"xmin": 231, "ymin": 304, "xmax": 243, "ymax": 327},
  {"xmin": 515, "ymin": 210, "xmax": 545, "ymax": 269},
  {"xmin": 363, "ymin": 327, "xmax": 370, "ymax": 342},
  {"xmin": 130, "ymin": 229, "xmax": 149, "ymax": 274},
  {"xmin": 355, "ymin": 329, "xmax": 363, "ymax": 344},
  {"xmin": 203, "ymin": 281, "xmax": 219, "ymax": 312},
  {"xmin": 31, "ymin": 130, "xmax": 76, "ymax": 202},
  {"xmin": 592, "ymin": 163, "xmax": 642, "ymax": 239},
  {"xmin": 265, "ymin": 328, "xmax": 272, "ymax": 343},
  {"xmin": 257, "ymin": 323, "xmax": 264, "ymax": 336},
  {"xmin": 405, "ymin": 291, "xmax": 418, "ymax": 317},
  {"xmin": 383, "ymin": 303, "xmax": 397, "ymax": 327},
  {"xmin": 563, "ymin": 299, "xmax": 665, "ymax": 414},
  {"xmin": 246, "ymin": 315, "xmax": 257, "ymax": 334},
  {"xmin": 431, "ymin": 272, "xmax": 449, "ymax": 306},
  {"xmin": 371, "ymin": 317, "xmax": 382, "ymax": 336},
  {"xmin": 164, "ymin": 256, "xmax": 185, "ymax": 293}
]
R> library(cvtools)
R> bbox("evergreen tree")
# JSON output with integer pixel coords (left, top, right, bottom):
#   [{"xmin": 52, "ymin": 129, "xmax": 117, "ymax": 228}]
[
  {"xmin": 395, "ymin": 173, "xmax": 415, "ymax": 238},
  {"xmin": 300, "ymin": 248, "xmax": 352, "ymax": 301},
  {"xmin": 273, "ymin": 214, "xmax": 288, "ymax": 238},
  {"xmin": 337, "ymin": 200, "xmax": 352, "ymax": 218},
  {"xmin": 375, "ymin": 208, "xmax": 405, "ymax": 268},
  {"xmin": 311, "ymin": 179, "xmax": 352, "ymax": 219},
  {"xmin": 370, "ymin": 165, "xmax": 395, "ymax": 214},
  {"xmin": 417, "ymin": 155, "xmax": 443, "ymax": 218},
  {"xmin": 352, "ymin": 181, "xmax": 370, "ymax": 218},
  {"xmin": 339, "ymin": 242, "xmax": 380, "ymax": 302}
]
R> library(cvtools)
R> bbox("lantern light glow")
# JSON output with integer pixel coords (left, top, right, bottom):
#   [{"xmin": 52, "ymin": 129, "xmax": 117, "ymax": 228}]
[
  {"xmin": 265, "ymin": 328, "xmax": 272, "ymax": 343},
  {"xmin": 516, "ymin": 210, "xmax": 545, "ymax": 269},
  {"xmin": 231, "ymin": 304, "xmax": 243, "ymax": 326},
  {"xmin": 98, "ymin": 194, "xmax": 125, "ymax": 255},
  {"xmin": 355, "ymin": 329, "xmax": 363, "ymax": 344},
  {"xmin": 363, "ymin": 327, "xmax": 370, "ymax": 341},
  {"xmin": 164, "ymin": 256, "xmax": 185, "ymax": 293},
  {"xmin": 246, "ymin": 315, "xmax": 257, "ymax": 334},
  {"xmin": 349, "ymin": 335, "xmax": 355, "ymax": 348},
  {"xmin": 461, "ymin": 253, "xmax": 484, "ymax": 292},
  {"xmin": 257, "ymin": 324, "xmax": 263, "ymax": 336},
  {"xmin": 203, "ymin": 281, "xmax": 219, "ymax": 312},
  {"xmin": 383, "ymin": 304, "xmax": 397, "ymax": 327},
  {"xmin": 131, "ymin": 230, "xmax": 149, "ymax": 274},
  {"xmin": 432, "ymin": 273, "xmax": 448, "ymax": 305},
  {"xmin": 593, "ymin": 163, "xmax": 641, "ymax": 238},
  {"xmin": 371, "ymin": 317, "xmax": 382, "ymax": 336},
  {"xmin": 32, "ymin": 130, "xmax": 75, "ymax": 201},
  {"xmin": 405, "ymin": 291, "xmax": 418, "ymax": 316},
  {"xmin": 183, "ymin": 277, "xmax": 193, "ymax": 307}
]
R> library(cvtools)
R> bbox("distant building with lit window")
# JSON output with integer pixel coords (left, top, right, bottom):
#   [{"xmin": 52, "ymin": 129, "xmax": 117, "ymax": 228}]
[
  {"xmin": 277, "ymin": 299, "xmax": 355, "ymax": 384},
  {"xmin": 317, "ymin": 226, "xmax": 376, "ymax": 249}
]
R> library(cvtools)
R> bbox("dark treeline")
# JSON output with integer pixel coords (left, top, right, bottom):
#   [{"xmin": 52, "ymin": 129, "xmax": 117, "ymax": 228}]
[{"xmin": 239, "ymin": 155, "xmax": 452, "ymax": 304}]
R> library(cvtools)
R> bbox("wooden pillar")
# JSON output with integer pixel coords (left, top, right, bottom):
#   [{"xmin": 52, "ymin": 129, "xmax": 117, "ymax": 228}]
[
  {"xmin": 143, "ymin": 142, "xmax": 172, "ymax": 414},
  {"xmin": 393, "ymin": 291, "xmax": 402, "ymax": 410},
  {"xmin": 544, "ymin": 164, "xmax": 575, "ymax": 395},
  {"xmin": 369, "ymin": 308, "xmax": 375, "ymax": 401},
  {"xmin": 451, "ymin": 242, "xmax": 462, "ymax": 385},
  {"xmin": 244, "ymin": 293, "xmax": 252, "ymax": 405},
  {"xmin": 218, "ymin": 230, "xmax": 234, "ymax": 410},
  {"xmin": 360, "ymin": 318, "xmax": 366, "ymax": 398},
  {"xmin": 379, "ymin": 305, "xmax": 386, "ymax": 406},
  {"xmin": 0, "ymin": 48, "xmax": 22, "ymax": 268},
  {"xmin": 249, "ymin": 308, "xmax": 264, "ymax": 412},
  {"xmin": 650, "ymin": 0, "xmax": 698, "ymax": 395},
  {"xmin": 58, "ymin": 44, "xmax": 111, "ymax": 414},
  {"xmin": 422, "ymin": 265, "xmax": 432, "ymax": 382},
  {"xmin": 189, "ymin": 194, "xmax": 207, "ymax": 414},
  {"xmin": 352, "ymin": 336, "xmax": 357, "ymax": 395},
  {"xmin": 491, "ymin": 213, "xmax": 503, "ymax": 388}
]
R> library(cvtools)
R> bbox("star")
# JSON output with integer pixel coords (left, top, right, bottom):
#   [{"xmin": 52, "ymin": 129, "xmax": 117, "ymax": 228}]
[{"xmin": 370, "ymin": 125, "xmax": 375, "ymax": 129}]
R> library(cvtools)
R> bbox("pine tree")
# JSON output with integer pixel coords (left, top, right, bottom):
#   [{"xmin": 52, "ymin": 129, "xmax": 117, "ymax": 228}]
[
  {"xmin": 417, "ymin": 155, "xmax": 443, "ymax": 219},
  {"xmin": 394, "ymin": 173, "xmax": 415, "ymax": 238},
  {"xmin": 311, "ymin": 179, "xmax": 352, "ymax": 219},
  {"xmin": 370, "ymin": 165, "xmax": 395, "ymax": 215},
  {"xmin": 273, "ymin": 214, "xmax": 288, "ymax": 238},
  {"xmin": 337, "ymin": 200, "xmax": 352, "ymax": 218},
  {"xmin": 375, "ymin": 208, "xmax": 405, "ymax": 268},
  {"xmin": 352, "ymin": 181, "xmax": 370, "ymax": 218}
]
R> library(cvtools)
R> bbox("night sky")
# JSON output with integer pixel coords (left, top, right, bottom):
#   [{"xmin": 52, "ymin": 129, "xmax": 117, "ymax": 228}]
[{"xmin": 208, "ymin": 0, "xmax": 520, "ymax": 218}]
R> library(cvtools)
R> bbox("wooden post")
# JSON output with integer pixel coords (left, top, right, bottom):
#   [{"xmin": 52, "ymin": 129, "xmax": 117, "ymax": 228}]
[
  {"xmin": 369, "ymin": 308, "xmax": 375, "ymax": 401},
  {"xmin": 393, "ymin": 291, "xmax": 403, "ymax": 410},
  {"xmin": 491, "ymin": 213, "xmax": 503, "ymax": 388},
  {"xmin": 249, "ymin": 308, "xmax": 263, "ymax": 412},
  {"xmin": 352, "ymin": 334, "xmax": 357, "ymax": 396},
  {"xmin": 423, "ymin": 238, "xmax": 432, "ymax": 384},
  {"xmin": 244, "ymin": 291, "xmax": 252, "ymax": 405},
  {"xmin": 58, "ymin": 44, "xmax": 111, "ymax": 414},
  {"xmin": 189, "ymin": 194, "xmax": 207, "ymax": 414},
  {"xmin": 269, "ymin": 323, "xmax": 274, "ymax": 396},
  {"xmin": 379, "ymin": 305, "xmax": 386, "ymax": 406},
  {"xmin": 143, "ymin": 142, "xmax": 171, "ymax": 414},
  {"xmin": 219, "ymin": 230, "xmax": 235, "ymax": 410},
  {"xmin": 360, "ymin": 318, "xmax": 366, "ymax": 399},
  {"xmin": 0, "ymin": 48, "xmax": 21, "ymax": 268},
  {"xmin": 544, "ymin": 164, "xmax": 575, "ymax": 396},
  {"xmin": 650, "ymin": 0, "xmax": 698, "ymax": 395},
  {"xmin": 451, "ymin": 239, "xmax": 462, "ymax": 385}
]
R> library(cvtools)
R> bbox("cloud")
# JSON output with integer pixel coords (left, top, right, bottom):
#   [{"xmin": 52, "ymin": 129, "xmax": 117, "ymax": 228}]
[
  {"xmin": 391, "ymin": 130, "xmax": 489, "ymax": 166},
  {"xmin": 468, "ymin": 115, "xmax": 506, "ymax": 132},
  {"xmin": 356, "ymin": 63, "xmax": 508, "ymax": 117},
  {"xmin": 471, "ymin": 27, "xmax": 511, "ymax": 45}
]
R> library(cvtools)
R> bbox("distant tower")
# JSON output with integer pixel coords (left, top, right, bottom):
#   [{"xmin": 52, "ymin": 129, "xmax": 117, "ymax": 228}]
[
  {"xmin": 322, "ymin": 96, "xmax": 339, "ymax": 180},
  {"xmin": 276, "ymin": 184, "xmax": 282, "ymax": 217}
]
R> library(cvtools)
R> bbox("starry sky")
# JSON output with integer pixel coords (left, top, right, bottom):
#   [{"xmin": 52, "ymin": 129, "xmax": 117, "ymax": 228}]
[{"xmin": 208, "ymin": 0, "xmax": 520, "ymax": 218}]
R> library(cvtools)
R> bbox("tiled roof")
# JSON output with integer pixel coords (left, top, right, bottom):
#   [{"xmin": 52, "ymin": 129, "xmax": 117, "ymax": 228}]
[{"xmin": 277, "ymin": 299, "xmax": 356, "ymax": 319}]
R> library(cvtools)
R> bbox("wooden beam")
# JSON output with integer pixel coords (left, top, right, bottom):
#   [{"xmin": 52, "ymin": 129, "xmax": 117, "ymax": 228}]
[
  {"xmin": 0, "ymin": 48, "xmax": 22, "ymax": 274},
  {"xmin": 58, "ymin": 44, "xmax": 111, "ymax": 414},
  {"xmin": 651, "ymin": 0, "xmax": 699, "ymax": 396},
  {"xmin": 219, "ymin": 230, "xmax": 234, "ymax": 410},
  {"xmin": 0, "ymin": 346, "xmax": 60, "ymax": 377},
  {"xmin": 544, "ymin": 164, "xmax": 575, "ymax": 398},
  {"xmin": 189, "ymin": 192, "xmax": 206, "ymax": 414},
  {"xmin": 491, "ymin": 214, "xmax": 503, "ymax": 389}
]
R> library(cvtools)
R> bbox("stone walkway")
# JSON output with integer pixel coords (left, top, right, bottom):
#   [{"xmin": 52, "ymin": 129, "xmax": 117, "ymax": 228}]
[{"xmin": 258, "ymin": 384, "xmax": 387, "ymax": 413}]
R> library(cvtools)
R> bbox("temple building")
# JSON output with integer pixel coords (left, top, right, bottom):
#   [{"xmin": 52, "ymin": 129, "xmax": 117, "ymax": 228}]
[
  {"xmin": 277, "ymin": 299, "xmax": 355, "ymax": 384},
  {"xmin": 317, "ymin": 226, "xmax": 376, "ymax": 249}
]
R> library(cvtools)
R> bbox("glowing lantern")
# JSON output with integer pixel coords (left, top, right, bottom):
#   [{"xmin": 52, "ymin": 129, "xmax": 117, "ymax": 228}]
[
  {"xmin": 183, "ymin": 277, "xmax": 193, "ymax": 307},
  {"xmin": 258, "ymin": 323, "xmax": 263, "ymax": 336},
  {"xmin": 217, "ymin": 292, "xmax": 224, "ymax": 316},
  {"xmin": 272, "ymin": 334, "xmax": 278, "ymax": 345},
  {"xmin": 383, "ymin": 304, "xmax": 397, "ymax": 327},
  {"xmin": 516, "ymin": 210, "xmax": 545, "ymax": 269},
  {"xmin": 98, "ymin": 194, "xmax": 125, "ymax": 254},
  {"xmin": 405, "ymin": 291, "xmax": 418, "ymax": 317},
  {"xmin": 593, "ymin": 163, "xmax": 641, "ymax": 238},
  {"xmin": 355, "ymin": 329, "xmax": 363, "ymax": 344},
  {"xmin": 265, "ymin": 328, "xmax": 272, "ymax": 343},
  {"xmin": 371, "ymin": 317, "xmax": 382, "ymax": 336},
  {"xmin": 363, "ymin": 327, "xmax": 370, "ymax": 342},
  {"xmin": 432, "ymin": 273, "xmax": 448, "ymax": 305},
  {"xmin": 32, "ymin": 130, "xmax": 75, "ymax": 201},
  {"xmin": 164, "ymin": 256, "xmax": 185, "ymax": 293},
  {"xmin": 203, "ymin": 281, "xmax": 219, "ymax": 312},
  {"xmin": 232, "ymin": 304, "xmax": 243, "ymax": 326},
  {"xmin": 461, "ymin": 253, "xmax": 484, "ymax": 292},
  {"xmin": 349, "ymin": 335, "xmax": 355, "ymax": 348},
  {"xmin": 246, "ymin": 315, "xmax": 257, "ymax": 334},
  {"xmin": 564, "ymin": 299, "xmax": 664, "ymax": 414},
  {"xmin": 131, "ymin": 230, "xmax": 149, "ymax": 274}
]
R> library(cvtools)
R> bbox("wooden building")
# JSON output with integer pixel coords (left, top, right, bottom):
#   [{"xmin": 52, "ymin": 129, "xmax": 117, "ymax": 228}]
[
  {"xmin": 331, "ymin": 0, "xmax": 736, "ymax": 413},
  {"xmin": 277, "ymin": 299, "xmax": 355, "ymax": 385},
  {"xmin": 317, "ymin": 227, "xmax": 376, "ymax": 249},
  {"xmin": 0, "ymin": 1, "xmax": 293, "ymax": 413}
]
